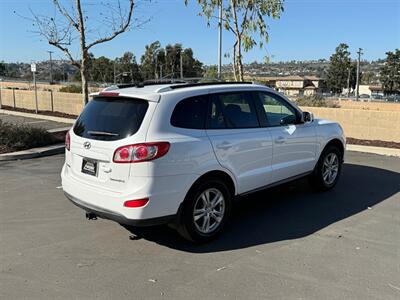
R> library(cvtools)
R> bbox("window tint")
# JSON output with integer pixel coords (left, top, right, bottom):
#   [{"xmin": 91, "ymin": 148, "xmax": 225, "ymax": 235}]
[
  {"xmin": 171, "ymin": 96, "xmax": 207, "ymax": 129},
  {"xmin": 257, "ymin": 92, "xmax": 298, "ymax": 126},
  {"xmin": 210, "ymin": 92, "xmax": 259, "ymax": 128},
  {"xmin": 73, "ymin": 97, "xmax": 148, "ymax": 141}
]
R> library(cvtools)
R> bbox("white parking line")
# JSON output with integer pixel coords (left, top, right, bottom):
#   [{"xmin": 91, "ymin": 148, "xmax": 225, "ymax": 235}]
[{"xmin": 56, "ymin": 186, "xmax": 63, "ymax": 189}]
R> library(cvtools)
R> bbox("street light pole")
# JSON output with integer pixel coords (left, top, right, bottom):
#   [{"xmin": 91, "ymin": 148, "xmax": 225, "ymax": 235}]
[
  {"xmin": 356, "ymin": 48, "xmax": 363, "ymax": 101},
  {"xmin": 0, "ymin": 78, "xmax": 3, "ymax": 109},
  {"xmin": 47, "ymin": 50, "xmax": 53, "ymax": 84},
  {"xmin": 217, "ymin": 0, "xmax": 222, "ymax": 79}
]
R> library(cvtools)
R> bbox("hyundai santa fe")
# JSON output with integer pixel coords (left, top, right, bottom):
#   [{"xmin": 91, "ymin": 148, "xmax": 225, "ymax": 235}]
[{"xmin": 62, "ymin": 82, "xmax": 345, "ymax": 243}]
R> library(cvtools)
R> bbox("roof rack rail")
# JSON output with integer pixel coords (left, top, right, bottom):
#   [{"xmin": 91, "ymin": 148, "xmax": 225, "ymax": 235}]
[
  {"xmin": 169, "ymin": 81, "xmax": 254, "ymax": 90},
  {"xmin": 114, "ymin": 79, "xmax": 188, "ymax": 89},
  {"xmin": 108, "ymin": 79, "xmax": 254, "ymax": 91}
]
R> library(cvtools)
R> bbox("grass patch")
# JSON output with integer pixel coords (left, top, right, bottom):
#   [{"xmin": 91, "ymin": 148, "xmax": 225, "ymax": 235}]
[
  {"xmin": 0, "ymin": 120, "xmax": 57, "ymax": 154},
  {"xmin": 295, "ymin": 95, "xmax": 340, "ymax": 108},
  {"xmin": 59, "ymin": 84, "xmax": 82, "ymax": 93}
]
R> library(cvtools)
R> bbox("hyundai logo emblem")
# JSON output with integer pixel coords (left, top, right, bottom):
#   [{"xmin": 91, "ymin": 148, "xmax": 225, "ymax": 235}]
[{"xmin": 83, "ymin": 141, "xmax": 91, "ymax": 149}]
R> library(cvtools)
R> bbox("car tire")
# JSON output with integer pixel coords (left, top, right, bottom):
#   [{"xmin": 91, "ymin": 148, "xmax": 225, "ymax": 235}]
[
  {"xmin": 309, "ymin": 145, "xmax": 343, "ymax": 192},
  {"xmin": 177, "ymin": 178, "xmax": 232, "ymax": 243}
]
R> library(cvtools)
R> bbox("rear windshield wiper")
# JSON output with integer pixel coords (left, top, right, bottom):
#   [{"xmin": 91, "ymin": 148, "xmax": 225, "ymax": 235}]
[{"xmin": 87, "ymin": 131, "xmax": 119, "ymax": 137}]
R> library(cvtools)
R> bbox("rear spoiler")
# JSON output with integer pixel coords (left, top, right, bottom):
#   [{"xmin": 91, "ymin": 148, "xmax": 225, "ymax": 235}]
[{"xmin": 89, "ymin": 91, "xmax": 160, "ymax": 102}]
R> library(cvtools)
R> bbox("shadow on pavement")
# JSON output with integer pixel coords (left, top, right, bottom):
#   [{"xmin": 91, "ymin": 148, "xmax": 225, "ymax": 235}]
[{"xmin": 124, "ymin": 163, "xmax": 400, "ymax": 252}]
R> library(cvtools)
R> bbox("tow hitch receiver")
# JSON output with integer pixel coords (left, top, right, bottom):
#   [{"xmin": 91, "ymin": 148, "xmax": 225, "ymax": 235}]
[{"xmin": 86, "ymin": 212, "xmax": 98, "ymax": 220}]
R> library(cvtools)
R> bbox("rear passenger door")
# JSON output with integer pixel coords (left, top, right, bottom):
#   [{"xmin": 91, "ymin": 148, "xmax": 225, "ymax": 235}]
[
  {"xmin": 254, "ymin": 92, "xmax": 317, "ymax": 183},
  {"xmin": 206, "ymin": 92, "xmax": 274, "ymax": 194}
]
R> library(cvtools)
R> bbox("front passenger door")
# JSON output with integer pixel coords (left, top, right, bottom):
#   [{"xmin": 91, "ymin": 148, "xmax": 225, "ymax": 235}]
[{"xmin": 255, "ymin": 92, "xmax": 317, "ymax": 183}]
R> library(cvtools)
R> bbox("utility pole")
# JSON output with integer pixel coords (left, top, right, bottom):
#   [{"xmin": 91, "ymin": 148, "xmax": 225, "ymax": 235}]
[
  {"xmin": 355, "ymin": 48, "xmax": 363, "ymax": 101},
  {"xmin": 180, "ymin": 51, "xmax": 183, "ymax": 79},
  {"xmin": 47, "ymin": 50, "xmax": 53, "ymax": 84},
  {"xmin": 346, "ymin": 66, "xmax": 351, "ymax": 97},
  {"xmin": 155, "ymin": 54, "xmax": 158, "ymax": 79},
  {"xmin": 217, "ymin": 0, "xmax": 222, "ymax": 79},
  {"xmin": 113, "ymin": 60, "xmax": 116, "ymax": 84}
]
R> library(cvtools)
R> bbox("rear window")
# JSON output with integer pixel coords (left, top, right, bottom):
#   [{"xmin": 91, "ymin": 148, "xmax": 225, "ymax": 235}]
[
  {"xmin": 170, "ymin": 96, "xmax": 208, "ymax": 129},
  {"xmin": 73, "ymin": 97, "xmax": 148, "ymax": 141}
]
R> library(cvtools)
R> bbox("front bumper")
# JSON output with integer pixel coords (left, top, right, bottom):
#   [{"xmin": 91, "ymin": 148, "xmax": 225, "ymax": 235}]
[{"xmin": 64, "ymin": 191, "xmax": 175, "ymax": 227}]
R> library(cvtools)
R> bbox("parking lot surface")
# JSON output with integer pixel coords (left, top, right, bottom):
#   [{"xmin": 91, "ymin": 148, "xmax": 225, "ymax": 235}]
[
  {"xmin": 1, "ymin": 152, "xmax": 399, "ymax": 299},
  {"xmin": 0, "ymin": 113, "xmax": 71, "ymax": 131}
]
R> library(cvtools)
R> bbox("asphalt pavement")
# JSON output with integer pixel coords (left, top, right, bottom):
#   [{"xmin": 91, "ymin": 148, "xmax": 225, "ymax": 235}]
[
  {"xmin": 0, "ymin": 113, "xmax": 71, "ymax": 131},
  {"xmin": 0, "ymin": 152, "xmax": 399, "ymax": 299}
]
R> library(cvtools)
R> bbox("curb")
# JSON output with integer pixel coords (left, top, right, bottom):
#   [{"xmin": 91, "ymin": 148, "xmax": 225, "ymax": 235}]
[
  {"xmin": 48, "ymin": 127, "xmax": 71, "ymax": 133},
  {"xmin": 347, "ymin": 144, "xmax": 400, "ymax": 158},
  {"xmin": 0, "ymin": 109, "xmax": 75, "ymax": 124},
  {"xmin": 0, "ymin": 144, "xmax": 65, "ymax": 161}
]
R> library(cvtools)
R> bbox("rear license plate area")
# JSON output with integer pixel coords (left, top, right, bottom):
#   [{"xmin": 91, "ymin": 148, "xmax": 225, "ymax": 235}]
[{"xmin": 82, "ymin": 158, "xmax": 98, "ymax": 176}]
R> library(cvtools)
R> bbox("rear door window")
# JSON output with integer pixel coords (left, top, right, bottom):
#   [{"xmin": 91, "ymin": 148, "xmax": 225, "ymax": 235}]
[
  {"xmin": 73, "ymin": 97, "xmax": 148, "ymax": 141},
  {"xmin": 170, "ymin": 96, "xmax": 208, "ymax": 129}
]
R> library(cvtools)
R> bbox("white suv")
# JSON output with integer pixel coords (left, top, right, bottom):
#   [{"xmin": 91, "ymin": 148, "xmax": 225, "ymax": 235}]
[{"xmin": 62, "ymin": 82, "xmax": 345, "ymax": 243}]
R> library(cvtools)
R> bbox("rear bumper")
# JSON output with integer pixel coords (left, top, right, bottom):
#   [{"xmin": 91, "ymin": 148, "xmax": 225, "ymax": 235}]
[
  {"xmin": 64, "ymin": 191, "xmax": 175, "ymax": 227},
  {"xmin": 61, "ymin": 162, "xmax": 197, "ymax": 224}
]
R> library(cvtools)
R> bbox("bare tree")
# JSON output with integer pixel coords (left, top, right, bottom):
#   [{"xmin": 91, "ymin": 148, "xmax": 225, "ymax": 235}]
[{"xmin": 30, "ymin": 0, "xmax": 147, "ymax": 104}]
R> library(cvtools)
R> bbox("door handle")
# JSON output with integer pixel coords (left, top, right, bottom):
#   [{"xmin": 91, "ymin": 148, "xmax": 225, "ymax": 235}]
[
  {"xmin": 275, "ymin": 136, "xmax": 286, "ymax": 144},
  {"xmin": 216, "ymin": 142, "xmax": 233, "ymax": 150}
]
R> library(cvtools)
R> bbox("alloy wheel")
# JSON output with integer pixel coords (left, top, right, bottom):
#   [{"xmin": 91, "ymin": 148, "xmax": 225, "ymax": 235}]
[
  {"xmin": 193, "ymin": 188, "xmax": 225, "ymax": 234},
  {"xmin": 322, "ymin": 153, "xmax": 339, "ymax": 185}
]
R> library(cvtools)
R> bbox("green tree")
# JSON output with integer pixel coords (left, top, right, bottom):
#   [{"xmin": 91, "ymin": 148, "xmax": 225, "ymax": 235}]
[
  {"xmin": 182, "ymin": 48, "xmax": 204, "ymax": 77},
  {"xmin": 187, "ymin": 0, "xmax": 284, "ymax": 81},
  {"xmin": 349, "ymin": 62, "xmax": 360, "ymax": 91},
  {"xmin": 141, "ymin": 41, "xmax": 203, "ymax": 79},
  {"xmin": 91, "ymin": 56, "xmax": 114, "ymax": 83},
  {"xmin": 0, "ymin": 61, "xmax": 6, "ymax": 76},
  {"xmin": 361, "ymin": 70, "xmax": 374, "ymax": 85},
  {"xmin": 203, "ymin": 65, "xmax": 218, "ymax": 79},
  {"xmin": 380, "ymin": 49, "xmax": 400, "ymax": 95},
  {"xmin": 140, "ymin": 41, "xmax": 162, "ymax": 80},
  {"xmin": 327, "ymin": 43, "xmax": 352, "ymax": 94},
  {"xmin": 115, "ymin": 52, "xmax": 142, "ymax": 83}
]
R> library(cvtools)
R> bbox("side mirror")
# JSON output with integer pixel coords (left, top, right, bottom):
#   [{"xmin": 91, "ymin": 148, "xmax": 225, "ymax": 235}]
[{"xmin": 302, "ymin": 111, "xmax": 314, "ymax": 123}]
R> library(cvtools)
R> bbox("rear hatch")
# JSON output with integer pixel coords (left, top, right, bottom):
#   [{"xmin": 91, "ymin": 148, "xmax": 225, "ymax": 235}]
[{"xmin": 68, "ymin": 96, "xmax": 150, "ymax": 192}]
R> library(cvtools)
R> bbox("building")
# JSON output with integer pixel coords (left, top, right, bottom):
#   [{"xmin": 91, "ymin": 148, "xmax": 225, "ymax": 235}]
[
  {"xmin": 342, "ymin": 85, "xmax": 384, "ymax": 97},
  {"xmin": 250, "ymin": 75, "xmax": 325, "ymax": 97}
]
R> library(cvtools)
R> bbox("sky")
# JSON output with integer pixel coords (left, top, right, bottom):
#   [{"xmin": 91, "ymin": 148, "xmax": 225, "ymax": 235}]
[{"xmin": 0, "ymin": 0, "xmax": 399, "ymax": 65}]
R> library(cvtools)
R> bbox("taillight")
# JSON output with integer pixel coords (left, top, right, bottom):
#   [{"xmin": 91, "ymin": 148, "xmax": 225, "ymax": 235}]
[
  {"xmin": 65, "ymin": 131, "xmax": 71, "ymax": 151},
  {"xmin": 113, "ymin": 142, "xmax": 170, "ymax": 163},
  {"xmin": 124, "ymin": 198, "xmax": 149, "ymax": 208}
]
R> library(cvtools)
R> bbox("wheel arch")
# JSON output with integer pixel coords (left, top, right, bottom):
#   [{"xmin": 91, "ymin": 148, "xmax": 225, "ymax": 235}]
[
  {"xmin": 322, "ymin": 138, "xmax": 345, "ymax": 161},
  {"xmin": 190, "ymin": 170, "xmax": 237, "ymax": 197},
  {"xmin": 173, "ymin": 169, "xmax": 237, "ymax": 229}
]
